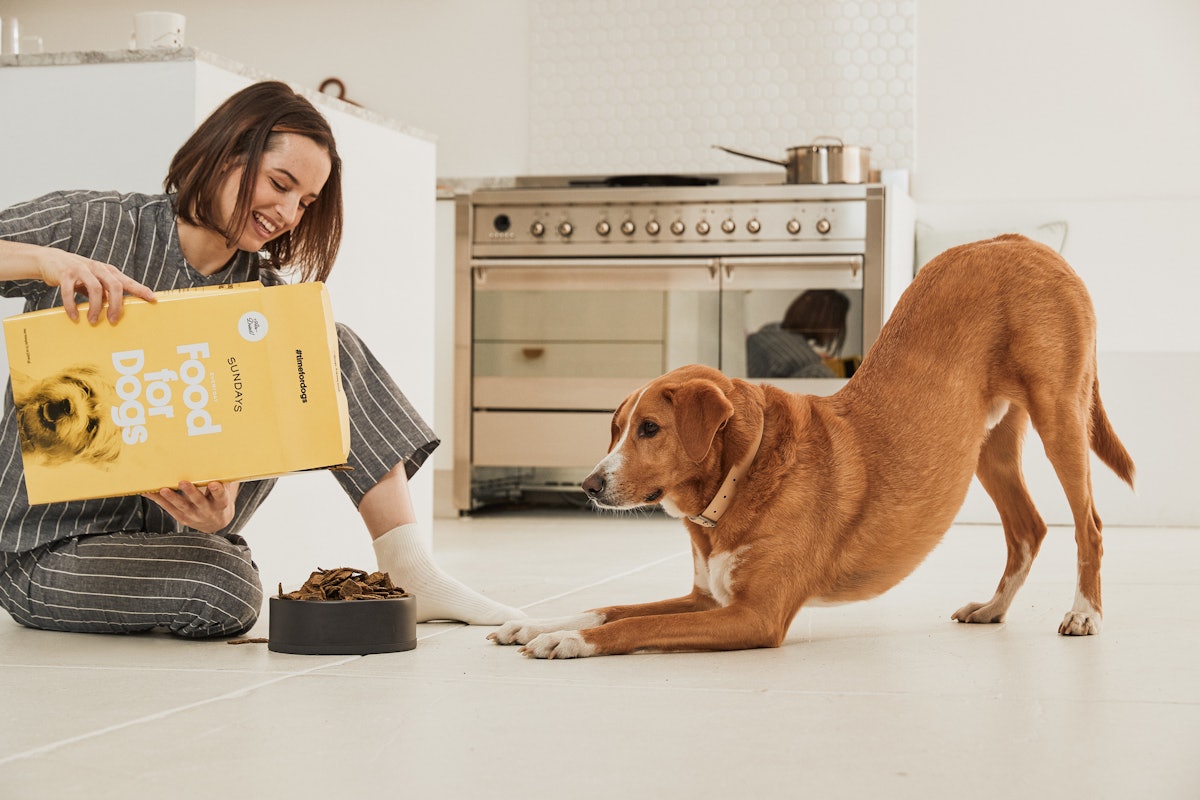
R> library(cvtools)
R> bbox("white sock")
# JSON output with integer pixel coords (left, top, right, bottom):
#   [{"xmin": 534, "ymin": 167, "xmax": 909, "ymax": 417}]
[{"xmin": 372, "ymin": 523, "xmax": 526, "ymax": 625}]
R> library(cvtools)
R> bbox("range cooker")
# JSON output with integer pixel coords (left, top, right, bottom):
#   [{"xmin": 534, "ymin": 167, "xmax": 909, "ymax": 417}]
[{"xmin": 453, "ymin": 173, "xmax": 914, "ymax": 511}]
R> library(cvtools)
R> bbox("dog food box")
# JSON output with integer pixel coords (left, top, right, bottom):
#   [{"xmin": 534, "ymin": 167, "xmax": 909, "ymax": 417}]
[{"xmin": 4, "ymin": 281, "xmax": 350, "ymax": 504}]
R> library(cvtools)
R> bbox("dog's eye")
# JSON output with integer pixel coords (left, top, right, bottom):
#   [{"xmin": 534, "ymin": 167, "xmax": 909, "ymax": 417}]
[
  {"xmin": 86, "ymin": 418, "xmax": 99, "ymax": 435},
  {"xmin": 638, "ymin": 420, "xmax": 660, "ymax": 439}
]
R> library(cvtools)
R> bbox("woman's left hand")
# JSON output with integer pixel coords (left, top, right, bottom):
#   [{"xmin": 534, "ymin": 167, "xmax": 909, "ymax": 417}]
[{"xmin": 144, "ymin": 481, "xmax": 240, "ymax": 533}]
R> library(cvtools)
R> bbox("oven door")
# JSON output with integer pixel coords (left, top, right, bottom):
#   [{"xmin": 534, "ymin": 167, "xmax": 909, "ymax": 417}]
[
  {"xmin": 719, "ymin": 254, "xmax": 867, "ymax": 395},
  {"xmin": 469, "ymin": 257, "xmax": 720, "ymax": 468}
]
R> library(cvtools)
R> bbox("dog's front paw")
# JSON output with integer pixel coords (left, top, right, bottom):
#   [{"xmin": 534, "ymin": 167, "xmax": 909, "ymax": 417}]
[
  {"xmin": 1058, "ymin": 610, "xmax": 1101, "ymax": 636},
  {"xmin": 519, "ymin": 631, "xmax": 596, "ymax": 659},
  {"xmin": 487, "ymin": 612, "xmax": 604, "ymax": 646},
  {"xmin": 487, "ymin": 619, "xmax": 542, "ymax": 646}
]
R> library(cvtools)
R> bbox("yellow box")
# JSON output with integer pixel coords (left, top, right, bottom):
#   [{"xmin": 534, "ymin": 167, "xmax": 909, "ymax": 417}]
[{"xmin": 5, "ymin": 282, "xmax": 351, "ymax": 504}]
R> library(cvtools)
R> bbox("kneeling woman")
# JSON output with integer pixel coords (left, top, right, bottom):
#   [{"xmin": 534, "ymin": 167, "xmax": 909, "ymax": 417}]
[{"xmin": 0, "ymin": 81, "xmax": 523, "ymax": 636}]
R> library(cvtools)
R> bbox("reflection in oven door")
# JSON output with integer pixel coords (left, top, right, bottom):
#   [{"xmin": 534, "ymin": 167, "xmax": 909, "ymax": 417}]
[{"xmin": 720, "ymin": 255, "xmax": 866, "ymax": 394}]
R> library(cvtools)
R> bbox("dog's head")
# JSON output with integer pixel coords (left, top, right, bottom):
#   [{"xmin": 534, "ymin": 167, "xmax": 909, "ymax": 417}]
[
  {"xmin": 12, "ymin": 365, "xmax": 123, "ymax": 467},
  {"xmin": 582, "ymin": 365, "xmax": 761, "ymax": 516}
]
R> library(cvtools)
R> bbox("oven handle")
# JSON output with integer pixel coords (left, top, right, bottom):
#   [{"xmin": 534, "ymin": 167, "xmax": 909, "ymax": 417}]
[
  {"xmin": 471, "ymin": 257, "xmax": 720, "ymax": 287},
  {"xmin": 720, "ymin": 255, "xmax": 863, "ymax": 281}
]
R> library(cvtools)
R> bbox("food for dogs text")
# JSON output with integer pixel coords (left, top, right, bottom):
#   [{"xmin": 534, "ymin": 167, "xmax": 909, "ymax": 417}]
[{"xmin": 109, "ymin": 344, "xmax": 221, "ymax": 444}]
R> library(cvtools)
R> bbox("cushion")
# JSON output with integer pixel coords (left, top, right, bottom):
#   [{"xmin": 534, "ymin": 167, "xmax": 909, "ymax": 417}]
[{"xmin": 915, "ymin": 220, "xmax": 1068, "ymax": 269}]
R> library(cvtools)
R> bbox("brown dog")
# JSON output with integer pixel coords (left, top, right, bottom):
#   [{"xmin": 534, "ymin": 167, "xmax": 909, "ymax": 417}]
[{"xmin": 489, "ymin": 234, "xmax": 1135, "ymax": 658}]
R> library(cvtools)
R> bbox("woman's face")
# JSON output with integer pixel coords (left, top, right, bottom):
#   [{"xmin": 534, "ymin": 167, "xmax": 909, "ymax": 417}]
[{"xmin": 217, "ymin": 132, "xmax": 332, "ymax": 251}]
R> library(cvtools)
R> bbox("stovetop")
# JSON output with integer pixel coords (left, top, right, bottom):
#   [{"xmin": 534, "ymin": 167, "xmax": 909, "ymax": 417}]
[{"xmin": 512, "ymin": 171, "xmax": 785, "ymax": 189}]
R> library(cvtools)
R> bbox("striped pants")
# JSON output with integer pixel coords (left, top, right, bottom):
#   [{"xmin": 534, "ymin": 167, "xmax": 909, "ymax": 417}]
[
  {"xmin": 0, "ymin": 530, "xmax": 264, "ymax": 638},
  {"xmin": 0, "ymin": 324, "xmax": 438, "ymax": 638}
]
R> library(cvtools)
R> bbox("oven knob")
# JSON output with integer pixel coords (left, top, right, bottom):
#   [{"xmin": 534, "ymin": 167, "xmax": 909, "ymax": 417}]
[
  {"xmin": 696, "ymin": 220, "xmax": 711, "ymax": 235},
  {"xmin": 530, "ymin": 221, "xmax": 546, "ymax": 237},
  {"xmin": 596, "ymin": 220, "xmax": 611, "ymax": 236},
  {"xmin": 558, "ymin": 221, "xmax": 574, "ymax": 237},
  {"xmin": 621, "ymin": 219, "xmax": 636, "ymax": 236},
  {"xmin": 786, "ymin": 219, "xmax": 802, "ymax": 235},
  {"xmin": 816, "ymin": 218, "xmax": 832, "ymax": 235},
  {"xmin": 746, "ymin": 218, "xmax": 762, "ymax": 234},
  {"xmin": 670, "ymin": 220, "xmax": 686, "ymax": 236},
  {"xmin": 646, "ymin": 220, "xmax": 661, "ymax": 235},
  {"xmin": 493, "ymin": 214, "xmax": 511, "ymax": 232},
  {"xmin": 721, "ymin": 218, "xmax": 736, "ymax": 234}
]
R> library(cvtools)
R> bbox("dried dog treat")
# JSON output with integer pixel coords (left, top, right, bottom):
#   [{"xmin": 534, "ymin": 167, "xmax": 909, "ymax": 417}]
[{"xmin": 279, "ymin": 567, "xmax": 410, "ymax": 601}]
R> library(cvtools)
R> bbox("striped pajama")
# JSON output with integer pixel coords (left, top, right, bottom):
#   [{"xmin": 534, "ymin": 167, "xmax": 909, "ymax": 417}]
[{"xmin": 0, "ymin": 190, "xmax": 438, "ymax": 638}]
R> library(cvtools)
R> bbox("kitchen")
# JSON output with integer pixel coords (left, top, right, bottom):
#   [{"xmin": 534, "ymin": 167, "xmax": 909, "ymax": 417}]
[{"xmin": 0, "ymin": 0, "xmax": 1197, "ymax": 797}]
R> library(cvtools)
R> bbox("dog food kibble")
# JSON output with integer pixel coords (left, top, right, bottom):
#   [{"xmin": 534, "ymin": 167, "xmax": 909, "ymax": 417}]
[{"xmin": 278, "ymin": 567, "xmax": 410, "ymax": 601}]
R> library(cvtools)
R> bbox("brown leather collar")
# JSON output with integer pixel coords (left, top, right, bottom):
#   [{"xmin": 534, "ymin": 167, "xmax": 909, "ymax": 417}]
[{"xmin": 686, "ymin": 418, "xmax": 764, "ymax": 528}]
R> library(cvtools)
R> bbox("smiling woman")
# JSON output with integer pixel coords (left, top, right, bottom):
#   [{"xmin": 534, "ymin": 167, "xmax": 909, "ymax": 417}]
[{"xmin": 0, "ymin": 80, "xmax": 524, "ymax": 637}]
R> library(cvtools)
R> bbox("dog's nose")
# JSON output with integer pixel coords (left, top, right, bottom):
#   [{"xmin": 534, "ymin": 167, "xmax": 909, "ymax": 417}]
[
  {"xmin": 581, "ymin": 473, "xmax": 606, "ymax": 498},
  {"xmin": 43, "ymin": 399, "xmax": 72, "ymax": 424}
]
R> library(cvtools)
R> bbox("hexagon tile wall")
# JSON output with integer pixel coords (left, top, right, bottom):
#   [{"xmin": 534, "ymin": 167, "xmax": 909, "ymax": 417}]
[{"xmin": 528, "ymin": 0, "xmax": 915, "ymax": 177}]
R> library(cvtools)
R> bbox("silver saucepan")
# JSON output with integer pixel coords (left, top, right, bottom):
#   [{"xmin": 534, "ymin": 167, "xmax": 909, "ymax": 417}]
[{"xmin": 714, "ymin": 137, "xmax": 871, "ymax": 184}]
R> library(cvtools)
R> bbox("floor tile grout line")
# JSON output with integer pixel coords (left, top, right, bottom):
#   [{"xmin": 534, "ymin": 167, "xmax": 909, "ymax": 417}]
[
  {"xmin": 399, "ymin": 550, "xmax": 691, "ymax": 645},
  {"xmin": 0, "ymin": 656, "xmax": 358, "ymax": 766},
  {"xmin": 519, "ymin": 549, "xmax": 690, "ymax": 610}
]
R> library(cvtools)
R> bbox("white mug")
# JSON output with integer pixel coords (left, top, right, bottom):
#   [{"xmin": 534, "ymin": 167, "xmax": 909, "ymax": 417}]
[
  {"xmin": 131, "ymin": 11, "xmax": 186, "ymax": 49},
  {"xmin": 1, "ymin": 17, "xmax": 19, "ymax": 55}
]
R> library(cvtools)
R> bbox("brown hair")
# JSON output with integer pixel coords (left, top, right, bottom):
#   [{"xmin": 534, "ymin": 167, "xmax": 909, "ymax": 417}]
[
  {"xmin": 165, "ymin": 81, "xmax": 343, "ymax": 282},
  {"xmin": 781, "ymin": 290, "xmax": 850, "ymax": 356}
]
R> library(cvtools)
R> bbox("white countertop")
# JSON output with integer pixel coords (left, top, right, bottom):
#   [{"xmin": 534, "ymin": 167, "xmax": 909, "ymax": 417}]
[{"xmin": 0, "ymin": 47, "xmax": 435, "ymax": 143}]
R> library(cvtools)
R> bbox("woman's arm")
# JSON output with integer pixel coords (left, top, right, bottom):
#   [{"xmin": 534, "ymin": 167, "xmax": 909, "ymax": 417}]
[{"xmin": 0, "ymin": 239, "xmax": 157, "ymax": 324}]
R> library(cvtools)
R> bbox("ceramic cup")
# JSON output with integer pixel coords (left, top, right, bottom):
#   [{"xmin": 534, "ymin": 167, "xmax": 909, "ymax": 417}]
[
  {"xmin": 131, "ymin": 11, "xmax": 186, "ymax": 49},
  {"xmin": 1, "ymin": 17, "xmax": 19, "ymax": 55}
]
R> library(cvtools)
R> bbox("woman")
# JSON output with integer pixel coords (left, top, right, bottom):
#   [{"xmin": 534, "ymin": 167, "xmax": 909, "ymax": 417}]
[{"xmin": 0, "ymin": 81, "xmax": 523, "ymax": 636}]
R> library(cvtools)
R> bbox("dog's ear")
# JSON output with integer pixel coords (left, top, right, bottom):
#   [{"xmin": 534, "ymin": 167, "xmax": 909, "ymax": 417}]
[
  {"xmin": 666, "ymin": 379, "xmax": 734, "ymax": 462},
  {"xmin": 9, "ymin": 371, "xmax": 33, "ymax": 403}
]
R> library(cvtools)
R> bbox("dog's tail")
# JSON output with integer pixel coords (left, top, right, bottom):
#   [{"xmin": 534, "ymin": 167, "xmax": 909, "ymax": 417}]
[{"xmin": 1090, "ymin": 378, "xmax": 1135, "ymax": 489}]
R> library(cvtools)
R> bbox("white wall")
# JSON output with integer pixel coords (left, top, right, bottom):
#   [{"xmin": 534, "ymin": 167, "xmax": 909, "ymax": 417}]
[
  {"xmin": 4, "ymin": 0, "xmax": 1196, "ymax": 526},
  {"xmin": 915, "ymin": 0, "xmax": 1200, "ymax": 527}
]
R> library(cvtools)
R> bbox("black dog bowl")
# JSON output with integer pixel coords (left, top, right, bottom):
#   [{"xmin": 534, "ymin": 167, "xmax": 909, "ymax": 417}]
[{"xmin": 268, "ymin": 595, "xmax": 416, "ymax": 655}]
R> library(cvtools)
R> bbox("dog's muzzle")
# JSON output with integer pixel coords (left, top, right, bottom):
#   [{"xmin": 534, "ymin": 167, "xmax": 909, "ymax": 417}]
[{"xmin": 582, "ymin": 471, "xmax": 663, "ymax": 509}]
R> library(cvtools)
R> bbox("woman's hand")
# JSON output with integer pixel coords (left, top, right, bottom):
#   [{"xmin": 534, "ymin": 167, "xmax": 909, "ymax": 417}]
[
  {"xmin": 37, "ymin": 248, "xmax": 157, "ymax": 323},
  {"xmin": 0, "ymin": 240, "xmax": 155, "ymax": 322},
  {"xmin": 144, "ymin": 481, "xmax": 240, "ymax": 534}
]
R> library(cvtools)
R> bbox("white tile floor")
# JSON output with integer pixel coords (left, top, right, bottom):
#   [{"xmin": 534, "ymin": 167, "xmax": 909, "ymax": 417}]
[{"xmin": 1, "ymin": 509, "xmax": 1198, "ymax": 799}]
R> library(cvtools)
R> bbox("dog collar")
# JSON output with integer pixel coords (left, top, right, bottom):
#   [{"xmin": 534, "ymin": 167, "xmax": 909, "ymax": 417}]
[{"xmin": 686, "ymin": 418, "xmax": 764, "ymax": 529}]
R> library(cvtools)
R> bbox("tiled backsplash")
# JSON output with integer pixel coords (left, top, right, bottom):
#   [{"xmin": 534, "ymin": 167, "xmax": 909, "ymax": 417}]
[{"xmin": 528, "ymin": 0, "xmax": 914, "ymax": 176}]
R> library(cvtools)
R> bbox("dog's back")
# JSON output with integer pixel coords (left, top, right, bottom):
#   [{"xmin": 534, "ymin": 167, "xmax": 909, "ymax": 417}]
[{"xmin": 842, "ymin": 234, "xmax": 1131, "ymax": 481}]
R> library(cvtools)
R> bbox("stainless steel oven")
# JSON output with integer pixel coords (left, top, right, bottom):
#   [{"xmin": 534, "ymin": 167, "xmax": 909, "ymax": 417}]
[{"xmin": 454, "ymin": 175, "xmax": 913, "ymax": 511}]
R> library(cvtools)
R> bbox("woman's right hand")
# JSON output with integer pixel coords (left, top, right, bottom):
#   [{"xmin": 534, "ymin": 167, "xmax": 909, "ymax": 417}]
[{"xmin": 35, "ymin": 248, "xmax": 157, "ymax": 323}]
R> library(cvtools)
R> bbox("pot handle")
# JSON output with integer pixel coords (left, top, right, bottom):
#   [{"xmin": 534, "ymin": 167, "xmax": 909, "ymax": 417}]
[
  {"xmin": 811, "ymin": 135, "xmax": 845, "ymax": 147},
  {"xmin": 712, "ymin": 145, "xmax": 787, "ymax": 168}
]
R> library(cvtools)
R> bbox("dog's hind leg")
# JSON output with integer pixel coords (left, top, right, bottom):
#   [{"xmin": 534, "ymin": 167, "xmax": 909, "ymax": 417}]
[
  {"xmin": 954, "ymin": 405, "xmax": 1048, "ymax": 625},
  {"xmin": 1029, "ymin": 390, "xmax": 1106, "ymax": 635}
]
